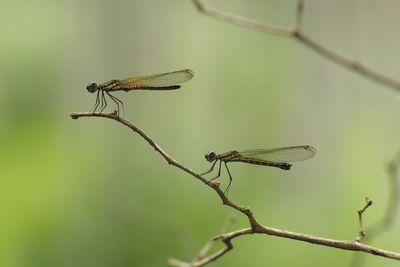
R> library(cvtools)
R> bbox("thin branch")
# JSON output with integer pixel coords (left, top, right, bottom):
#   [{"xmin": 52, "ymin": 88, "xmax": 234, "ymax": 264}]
[
  {"xmin": 169, "ymin": 218, "xmax": 238, "ymax": 267},
  {"xmin": 195, "ymin": 217, "xmax": 235, "ymax": 261},
  {"xmin": 355, "ymin": 197, "xmax": 373, "ymax": 242},
  {"xmin": 369, "ymin": 153, "xmax": 400, "ymax": 236},
  {"xmin": 350, "ymin": 151, "xmax": 400, "ymax": 266},
  {"xmin": 294, "ymin": 0, "xmax": 305, "ymax": 31},
  {"xmin": 191, "ymin": 0, "xmax": 292, "ymax": 36},
  {"xmin": 70, "ymin": 111, "xmax": 400, "ymax": 265},
  {"xmin": 191, "ymin": 0, "xmax": 400, "ymax": 92}
]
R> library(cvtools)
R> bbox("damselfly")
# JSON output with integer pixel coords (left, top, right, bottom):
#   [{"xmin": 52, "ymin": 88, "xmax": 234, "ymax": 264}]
[
  {"xmin": 86, "ymin": 69, "xmax": 194, "ymax": 115},
  {"xmin": 201, "ymin": 145, "xmax": 316, "ymax": 193}
]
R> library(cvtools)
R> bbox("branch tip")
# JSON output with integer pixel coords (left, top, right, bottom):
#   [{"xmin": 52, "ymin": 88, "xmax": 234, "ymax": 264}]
[{"xmin": 69, "ymin": 113, "xmax": 79, "ymax": 120}]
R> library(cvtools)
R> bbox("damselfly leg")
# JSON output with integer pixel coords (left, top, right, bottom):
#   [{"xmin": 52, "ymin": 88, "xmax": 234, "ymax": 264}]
[
  {"xmin": 201, "ymin": 160, "xmax": 218, "ymax": 176},
  {"xmin": 209, "ymin": 160, "xmax": 222, "ymax": 181},
  {"xmin": 201, "ymin": 160, "xmax": 232, "ymax": 194},
  {"xmin": 106, "ymin": 91, "xmax": 125, "ymax": 116},
  {"xmin": 223, "ymin": 162, "xmax": 233, "ymax": 195},
  {"xmin": 92, "ymin": 90, "xmax": 101, "ymax": 112},
  {"xmin": 99, "ymin": 90, "xmax": 107, "ymax": 113}
]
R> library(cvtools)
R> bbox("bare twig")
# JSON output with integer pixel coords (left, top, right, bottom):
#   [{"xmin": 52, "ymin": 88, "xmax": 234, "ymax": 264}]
[
  {"xmin": 355, "ymin": 197, "xmax": 373, "ymax": 242},
  {"xmin": 191, "ymin": 0, "xmax": 400, "ymax": 92},
  {"xmin": 169, "ymin": 218, "xmax": 237, "ymax": 267},
  {"xmin": 195, "ymin": 217, "xmax": 235, "ymax": 261},
  {"xmin": 294, "ymin": 0, "xmax": 305, "ymax": 31},
  {"xmin": 369, "ymin": 153, "xmax": 400, "ymax": 236},
  {"xmin": 70, "ymin": 111, "xmax": 400, "ymax": 266},
  {"xmin": 168, "ymin": 229, "xmax": 250, "ymax": 267},
  {"xmin": 191, "ymin": 0, "xmax": 292, "ymax": 36},
  {"xmin": 350, "ymin": 151, "xmax": 400, "ymax": 266}
]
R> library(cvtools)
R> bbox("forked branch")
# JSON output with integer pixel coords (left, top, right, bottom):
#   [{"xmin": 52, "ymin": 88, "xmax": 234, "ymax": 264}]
[
  {"xmin": 191, "ymin": 0, "xmax": 400, "ymax": 92},
  {"xmin": 70, "ymin": 111, "xmax": 400, "ymax": 266},
  {"xmin": 355, "ymin": 197, "xmax": 373, "ymax": 242}
]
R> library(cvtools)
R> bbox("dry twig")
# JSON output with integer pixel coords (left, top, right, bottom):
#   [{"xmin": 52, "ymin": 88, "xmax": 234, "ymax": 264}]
[
  {"xmin": 169, "ymin": 218, "xmax": 236, "ymax": 267},
  {"xmin": 194, "ymin": 217, "xmax": 236, "ymax": 261},
  {"xmin": 191, "ymin": 0, "xmax": 400, "ymax": 92},
  {"xmin": 350, "ymin": 153, "xmax": 400, "ymax": 266},
  {"xmin": 70, "ymin": 111, "xmax": 400, "ymax": 266},
  {"xmin": 354, "ymin": 197, "xmax": 373, "ymax": 242}
]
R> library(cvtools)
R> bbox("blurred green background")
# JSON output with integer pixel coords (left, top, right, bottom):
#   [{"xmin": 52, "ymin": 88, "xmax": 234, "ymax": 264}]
[{"xmin": 1, "ymin": 0, "xmax": 400, "ymax": 266}]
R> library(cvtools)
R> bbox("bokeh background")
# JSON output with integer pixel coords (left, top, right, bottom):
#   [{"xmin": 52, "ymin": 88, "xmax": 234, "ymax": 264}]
[{"xmin": 1, "ymin": 0, "xmax": 400, "ymax": 266}]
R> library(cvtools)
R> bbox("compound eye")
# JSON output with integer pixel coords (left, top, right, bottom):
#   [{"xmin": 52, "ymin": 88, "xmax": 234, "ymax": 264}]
[
  {"xmin": 86, "ymin": 82, "xmax": 98, "ymax": 93},
  {"xmin": 205, "ymin": 151, "xmax": 216, "ymax": 162}
]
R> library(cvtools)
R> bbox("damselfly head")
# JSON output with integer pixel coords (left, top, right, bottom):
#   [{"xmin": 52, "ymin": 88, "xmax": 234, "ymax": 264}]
[
  {"xmin": 205, "ymin": 151, "xmax": 217, "ymax": 162},
  {"xmin": 86, "ymin": 82, "xmax": 98, "ymax": 93}
]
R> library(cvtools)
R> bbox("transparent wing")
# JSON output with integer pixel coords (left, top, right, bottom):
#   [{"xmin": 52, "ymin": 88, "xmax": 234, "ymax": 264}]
[
  {"xmin": 118, "ymin": 69, "xmax": 194, "ymax": 89},
  {"xmin": 239, "ymin": 145, "xmax": 316, "ymax": 162}
]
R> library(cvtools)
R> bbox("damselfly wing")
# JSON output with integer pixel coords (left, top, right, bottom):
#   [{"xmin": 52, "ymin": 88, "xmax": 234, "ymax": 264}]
[
  {"xmin": 237, "ymin": 145, "xmax": 316, "ymax": 163},
  {"xmin": 114, "ymin": 69, "xmax": 194, "ymax": 90}
]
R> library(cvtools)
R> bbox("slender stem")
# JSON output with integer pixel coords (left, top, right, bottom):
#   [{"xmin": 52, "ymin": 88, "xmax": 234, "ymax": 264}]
[
  {"xmin": 70, "ymin": 111, "xmax": 400, "ymax": 265},
  {"xmin": 195, "ymin": 217, "xmax": 235, "ymax": 261},
  {"xmin": 294, "ymin": 0, "xmax": 305, "ymax": 31},
  {"xmin": 355, "ymin": 197, "xmax": 373, "ymax": 242},
  {"xmin": 191, "ymin": 0, "xmax": 292, "ymax": 36},
  {"xmin": 191, "ymin": 0, "xmax": 400, "ymax": 92},
  {"xmin": 169, "ymin": 226, "xmax": 247, "ymax": 267},
  {"xmin": 350, "ymin": 152, "xmax": 400, "ymax": 267}
]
